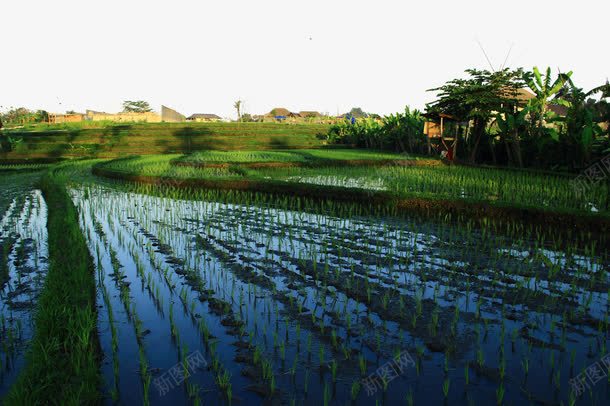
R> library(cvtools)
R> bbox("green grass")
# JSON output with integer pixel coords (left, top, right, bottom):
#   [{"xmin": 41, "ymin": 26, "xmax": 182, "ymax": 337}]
[
  {"xmin": 178, "ymin": 149, "xmax": 416, "ymax": 165},
  {"xmin": 5, "ymin": 173, "xmax": 101, "ymax": 405},
  {"xmin": 104, "ymin": 155, "xmax": 240, "ymax": 179},
  {"xmin": 94, "ymin": 154, "xmax": 609, "ymax": 216},
  {"xmin": 0, "ymin": 163, "xmax": 53, "ymax": 171},
  {"xmin": 288, "ymin": 149, "xmax": 418, "ymax": 161},
  {"xmin": 261, "ymin": 165, "xmax": 609, "ymax": 214},
  {"xmin": 181, "ymin": 150, "xmax": 309, "ymax": 163}
]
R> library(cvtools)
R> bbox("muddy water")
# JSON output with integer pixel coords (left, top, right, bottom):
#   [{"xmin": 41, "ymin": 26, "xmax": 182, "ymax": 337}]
[{"xmin": 71, "ymin": 182, "xmax": 608, "ymax": 405}]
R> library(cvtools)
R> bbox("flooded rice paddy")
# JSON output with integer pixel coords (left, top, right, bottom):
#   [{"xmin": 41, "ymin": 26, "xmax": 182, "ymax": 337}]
[
  {"xmin": 64, "ymin": 182, "xmax": 608, "ymax": 405},
  {"xmin": 0, "ymin": 174, "xmax": 48, "ymax": 394}
]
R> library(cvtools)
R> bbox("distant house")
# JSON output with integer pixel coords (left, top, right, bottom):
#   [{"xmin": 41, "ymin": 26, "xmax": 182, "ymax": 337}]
[
  {"xmin": 258, "ymin": 108, "xmax": 328, "ymax": 123},
  {"xmin": 298, "ymin": 111, "xmax": 321, "ymax": 118},
  {"xmin": 502, "ymin": 88, "xmax": 568, "ymax": 116},
  {"xmin": 161, "ymin": 105, "xmax": 186, "ymax": 122},
  {"xmin": 423, "ymin": 113, "xmax": 459, "ymax": 138},
  {"xmin": 48, "ymin": 113, "xmax": 84, "ymax": 124},
  {"xmin": 268, "ymin": 108, "xmax": 295, "ymax": 118},
  {"xmin": 259, "ymin": 108, "xmax": 294, "ymax": 122},
  {"xmin": 86, "ymin": 109, "xmax": 162, "ymax": 123},
  {"xmin": 187, "ymin": 113, "xmax": 222, "ymax": 122}
]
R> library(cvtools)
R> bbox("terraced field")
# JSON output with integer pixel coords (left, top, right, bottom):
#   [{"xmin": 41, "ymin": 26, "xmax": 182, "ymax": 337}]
[
  {"xmin": 0, "ymin": 156, "xmax": 608, "ymax": 405},
  {"xmin": 1, "ymin": 123, "xmax": 330, "ymax": 159}
]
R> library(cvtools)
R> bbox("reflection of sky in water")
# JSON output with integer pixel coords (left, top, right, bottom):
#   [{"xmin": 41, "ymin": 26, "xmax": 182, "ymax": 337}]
[
  {"xmin": 70, "ymin": 184, "xmax": 609, "ymax": 406},
  {"xmin": 286, "ymin": 175, "xmax": 387, "ymax": 191},
  {"xmin": 0, "ymin": 190, "xmax": 48, "ymax": 395}
]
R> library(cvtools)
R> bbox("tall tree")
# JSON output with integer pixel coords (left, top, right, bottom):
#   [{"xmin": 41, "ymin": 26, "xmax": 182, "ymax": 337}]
[
  {"xmin": 122, "ymin": 100, "xmax": 152, "ymax": 113},
  {"xmin": 233, "ymin": 100, "xmax": 243, "ymax": 122},
  {"xmin": 348, "ymin": 107, "xmax": 368, "ymax": 118},
  {"xmin": 427, "ymin": 68, "xmax": 524, "ymax": 163}
]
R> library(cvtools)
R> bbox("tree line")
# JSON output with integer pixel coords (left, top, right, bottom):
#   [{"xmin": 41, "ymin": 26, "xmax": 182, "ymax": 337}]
[{"xmin": 326, "ymin": 67, "xmax": 610, "ymax": 171}]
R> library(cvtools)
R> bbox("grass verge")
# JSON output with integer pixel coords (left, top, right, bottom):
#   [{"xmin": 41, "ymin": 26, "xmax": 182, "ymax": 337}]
[{"xmin": 5, "ymin": 173, "xmax": 101, "ymax": 405}]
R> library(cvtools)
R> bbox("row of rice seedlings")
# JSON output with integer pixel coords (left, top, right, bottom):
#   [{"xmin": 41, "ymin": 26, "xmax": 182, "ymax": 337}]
[
  {"xmin": 84, "ymin": 207, "xmax": 169, "ymax": 403},
  {"xmin": 94, "ymin": 197, "xmax": 241, "ymax": 403},
  {"xmin": 89, "ymin": 232, "xmax": 122, "ymax": 402},
  {"xmin": 0, "ymin": 190, "xmax": 48, "ymax": 388},
  {"xmin": 78, "ymin": 196, "xmax": 191, "ymax": 405},
  {"xmin": 114, "ymin": 190, "xmax": 347, "ymax": 401},
  {"xmin": 136, "ymin": 233, "xmax": 241, "ymax": 403}
]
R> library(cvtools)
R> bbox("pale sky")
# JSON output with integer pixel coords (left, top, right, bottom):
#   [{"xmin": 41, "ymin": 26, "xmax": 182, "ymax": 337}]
[{"xmin": 1, "ymin": 0, "xmax": 608, "ymax": 119}]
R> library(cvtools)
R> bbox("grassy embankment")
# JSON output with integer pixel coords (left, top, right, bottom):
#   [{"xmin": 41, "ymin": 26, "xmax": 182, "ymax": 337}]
[
  {"xmin": 174, "ymin": 149, "xmax": 438, "ymax": 168},
  {"xmin": 0, "ymin": 122, "xmax": 330, "ymax": 160},
  {"xmin": 5, "ymin": 172, "xmax": 100, "ymax": 405}
]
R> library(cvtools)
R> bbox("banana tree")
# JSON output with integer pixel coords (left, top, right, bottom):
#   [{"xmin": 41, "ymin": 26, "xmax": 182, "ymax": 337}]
[
  {"xmin": 496, "ymin": 106, "xmax": 528, "ymax": 167},
  {"xmin": 0, "ymin": 135, "xmax": 23, "ymax": 153},
  {"xmin": 559, "ymin": 81, "xmax": 609, "ymax": 166},
  {"xmin": 523, "ymin": 67, "xmax": 572, "ymax": 135},
  {"xmin": 381, "ymin": 107, "xmax": 425, "ymax": 153}
]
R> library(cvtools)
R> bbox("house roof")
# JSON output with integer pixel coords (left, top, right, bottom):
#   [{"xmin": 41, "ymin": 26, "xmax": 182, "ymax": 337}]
[
  {"xmin": 547, "ymin": 104, "xmax": 569, "ymax": 116},
  {"xmin": 515, "ymin": 88, "xmax": 536, "ymax": 102},
  {"xmin": 49, "ymin": 112, "xmax": 84, "ymax": 116},
  {"xmin": 86, "ymin": 109, "xmax": 110, "ymax": 115},
  {"xmin": 267, "ymin": 108, "xmax": 292, "ymax": 117},
  {"xmin": 506, "ymin": 88, "xmax": 570, "ymax": 116},
  {"xmin": 187, "ymin": 113, "xmax": 221, "ymax": 120},
  {"xmin": 498, "ymin": 87, "xmax": 536, "ymax": 104},
  {"xmin": 298, "ymin": 111, "xmax": 321, "ymax": 117}
]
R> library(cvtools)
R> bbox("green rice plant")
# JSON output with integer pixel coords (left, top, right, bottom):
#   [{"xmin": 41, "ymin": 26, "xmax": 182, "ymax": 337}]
[
  {"xmin": 476, "ymin": 348, "xmax": 485, "ymax": 368},
  {"xmin": 496, "ymin": 383, "xmax": 505, "ymax": 405},
  {"xmin": 351, "ymin": 381, "xmax": 361, "ymax": 400},
  {"xmin": 553, "ymin": 369, "xmax": 561, "ymax": 390},
  {"xmin": 442, "ymin": 378, "xmax": 450, "ymax": 398},
  {"xmin": 359, "ymin": 355, "xmax": 367, "ymax": 376},
  {"xmin": 330, "ymin": 359, "xmax": 338, "ymax": 382},
  {"xmin": 323, "ymin": 382, "xmax": 331, "ymax": 406},
  {"xmin": 521, "ymin": 357, "xmax": 529, "ymax": 376},
  {"xmin": 214, "ymin": 369, "xmax": 232, "ymax": 400}
]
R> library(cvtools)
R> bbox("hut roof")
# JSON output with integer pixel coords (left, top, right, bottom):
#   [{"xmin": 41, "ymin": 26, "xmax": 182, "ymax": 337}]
[
  {"xmin": 298, "ymin": 111, "xmax": 321, "ymax": 117},
  {"xmin": 267, "ymin": 108, "xmax": 292, "ymax": 117},
  {"xmin": 187, "ymin": 113, "xmax": 221, "ymax": 120}
]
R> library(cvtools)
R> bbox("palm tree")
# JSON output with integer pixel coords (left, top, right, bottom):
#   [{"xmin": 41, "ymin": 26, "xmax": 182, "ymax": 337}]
[{"xmin": 233, "ymin": 100, "xmax": 243, "ymax": 122}]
